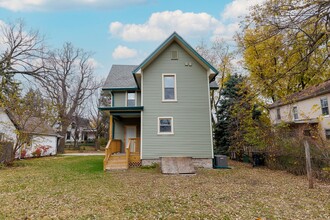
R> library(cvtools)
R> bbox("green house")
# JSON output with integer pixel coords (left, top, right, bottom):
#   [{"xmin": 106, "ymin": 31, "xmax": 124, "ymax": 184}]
[{"xmin": 100, "ymin": 32, "xmax": 219, "ymax": 170}]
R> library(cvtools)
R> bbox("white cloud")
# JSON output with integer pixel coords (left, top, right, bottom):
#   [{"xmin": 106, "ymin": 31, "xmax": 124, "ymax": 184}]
[
  {"xmin": 0, "ymin": 0, "xmax": 149, "ymax": 11},
  {"xmin": 112, "ymin": 45, "xmax": 137, "ymax": 60},
  {"xmin": 109, "ymin": 10, "xmax": 220, "ymax": 42},
  {"xmin": 88, "ymin": 58, "xmax": 102, "ymax": 69},
  {"xmin": 222, "ymin": 0, "xmax": 265, "ymax": 21}
]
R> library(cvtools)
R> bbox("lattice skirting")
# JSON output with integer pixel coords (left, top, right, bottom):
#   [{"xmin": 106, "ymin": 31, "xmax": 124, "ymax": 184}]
[{"xmin": 129, "ymin": 161, "xmax": 141, "ymax": 167}]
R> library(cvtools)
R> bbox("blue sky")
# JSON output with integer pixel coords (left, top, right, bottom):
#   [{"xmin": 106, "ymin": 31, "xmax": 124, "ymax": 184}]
[{"xmin": 0, "ymin": 0, "xmax": 264, "ymax": 79}]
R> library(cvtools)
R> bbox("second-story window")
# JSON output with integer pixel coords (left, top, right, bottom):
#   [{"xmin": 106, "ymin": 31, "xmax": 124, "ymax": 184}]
[
  {"xmin": 276, "ymin": 108, "xmax": 281, "ymax": 120},
  {"xmin": 127, "ymin": 92, "xmax": 136, "ymax": 107},
  {"xmin": 320, "ymin": 97, "xmax": 329, "ymax": 116},
  {"xmin": 293, "ymin": 106, "xmax": 298, "ymax": 120},
  {"xmin": 162, "ymin": 74, "xmax": 177, "ymax": 101}
]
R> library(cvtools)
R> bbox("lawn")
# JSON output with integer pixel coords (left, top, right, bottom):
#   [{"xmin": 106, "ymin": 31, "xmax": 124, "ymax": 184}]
[{"xmin": 0, "ymin": 157, "xmax": 329, "ymax": 219}]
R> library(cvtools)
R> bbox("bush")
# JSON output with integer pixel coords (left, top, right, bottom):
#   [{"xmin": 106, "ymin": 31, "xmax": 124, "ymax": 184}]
[
  {"xmin": 20, "ymin": 149, "xmax": 27, "ymax": 158},
  {"xmin": 32, "ymin": 148, "xmax": 42, "ymax": 157}
]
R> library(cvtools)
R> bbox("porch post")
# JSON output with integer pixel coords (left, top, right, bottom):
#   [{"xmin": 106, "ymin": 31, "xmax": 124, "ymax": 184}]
[{"xmin": 109, "ymin": 114, "xmax": 113, "ymax": 140}]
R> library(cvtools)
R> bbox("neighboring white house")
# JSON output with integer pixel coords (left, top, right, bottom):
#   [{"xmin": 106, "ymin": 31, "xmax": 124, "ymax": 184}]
[
  {"xmin": 269, "ymin": 80, "xmax": 330, "ymax": 139},
  {"xmin": 64, "ymin": 117, "xmax": 96, "ymax": 143},
  {"xmin": 0, "ymin": 108, "xmax": 58, "ymax": 158},
  {"xmin": 53, "ymin": 117, "xmax": 96, "ymax": 144}
]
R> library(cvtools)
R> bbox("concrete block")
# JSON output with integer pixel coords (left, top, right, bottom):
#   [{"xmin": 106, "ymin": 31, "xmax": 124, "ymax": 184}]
[{"xmin": 161, "ymin": 157, "xmax": 196, "ymax": 174}]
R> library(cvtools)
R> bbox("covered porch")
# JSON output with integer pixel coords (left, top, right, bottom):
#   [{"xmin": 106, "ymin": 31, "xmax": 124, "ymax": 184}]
[{"xmin": 100, "ymin": 107, "xmax": 143, "ymax": 170}]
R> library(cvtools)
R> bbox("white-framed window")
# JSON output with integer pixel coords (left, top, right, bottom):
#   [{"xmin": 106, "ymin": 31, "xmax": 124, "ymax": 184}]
[
  {"xmin": 0, "ymin": 133, "xmax": 4, "ymax": 141},
  {"xmin": 158, "ymin": 117, "xmax": 174, "ymax": 135},
  {"xmin": 293, "ymin": 106, "xmax": 298, "ymax": 120},
  {"xmin": 162, "ymin": 74, "xmax": 177, "ymax": 102},
  {"xmin": 320, "ymin": 97, "xmax": 329, "ymax": 116},
  {"xmin": 325, "ymin": 129, "xmax": 330, "ymax": 140},
  {"xmin": 276, "ymin": 108, "xmax": 281, "ymax": 120},
  {"xmin": 127, "ymin": 92, "xmax": 136, "ymax": 107}
]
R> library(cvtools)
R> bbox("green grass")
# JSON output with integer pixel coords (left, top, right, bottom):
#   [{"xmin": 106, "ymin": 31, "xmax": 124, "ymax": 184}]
[{"xmin": 0, "ymin": 157, "xmax": 330, "ymax": 219}]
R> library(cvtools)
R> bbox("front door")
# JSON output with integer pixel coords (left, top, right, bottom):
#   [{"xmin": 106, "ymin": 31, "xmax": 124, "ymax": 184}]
[{"xmin": 125, "ymin": 126, "xmax": 136, "ymax": 152}]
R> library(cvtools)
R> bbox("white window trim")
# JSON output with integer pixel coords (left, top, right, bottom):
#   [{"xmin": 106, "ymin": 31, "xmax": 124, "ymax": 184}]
[
  {"xmin": 126, "ymin": 91, "xmax": 137, "ymax": 107},
  {"xmin": 157, "ymin": 117, "xmax": 174, "ymax": 135},
  {"xmin": 276, "ymin": 108, "xmax": 281, "ymax": 120},
  {"xmin": 293, "ymin": 106, "xmax": 298, "ymax": 120},
  {"xmin": 320, "ymin": 97, "xmax": 329, "ymax": 116},
  {"xmin": 162, "ymin": 73, "xmax": 177, "ymax": 102}
]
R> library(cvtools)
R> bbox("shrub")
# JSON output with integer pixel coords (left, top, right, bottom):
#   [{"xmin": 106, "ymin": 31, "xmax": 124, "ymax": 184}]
[
  {"xmin": 20, "ymin": 149, "xmax": 27, "ymax": 158},
  {"xmin": 32, "ymin": 148, "xmax": 42, "ymax": 157}
]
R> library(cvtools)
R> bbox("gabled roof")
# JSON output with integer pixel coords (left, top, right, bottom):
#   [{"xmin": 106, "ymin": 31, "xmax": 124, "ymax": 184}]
[
  {"xmin": 103, "ymin": 65, "xmax": 139, "ymax": 90},
  {"xmin": 269, "ymin": 80, "xmax": 330, "ymax": 109},
  {"xmin": 132, "ymin": 32, "xmax": 219, "ymax": 77},
  {"xmin": 102, "ymin": 32, "xmax": 219, "ymax": 91},
  {"xmin": 4, "ymin": 109, "xmax": 58, "ymax": 136}
]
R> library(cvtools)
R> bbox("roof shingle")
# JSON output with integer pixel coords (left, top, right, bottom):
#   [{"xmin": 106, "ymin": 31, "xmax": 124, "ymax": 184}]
[
  {"xmin": 103, "ymin": 65, "xmax": 138, "ymax": 89},
  {"xmin": 269, "ymin": 80, "xmax": 330, "ymax": 108}
]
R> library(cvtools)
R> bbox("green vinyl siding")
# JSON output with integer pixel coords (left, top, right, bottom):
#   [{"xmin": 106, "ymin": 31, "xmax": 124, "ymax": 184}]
[
  {"xmin": 137, "ymin": 92, "xmax": 141, "ymax": 106},
  {"xmin": 142, "ymin": 42, "xmax": 212, "ymax": 159},
  {"xmin": 113, "ymin": 91, "xmax": 141, "ymax": 107},
  {"xmin": 114, "ymin": 119, "xmax": 124, "ymax": 152},
  {"xmin": 113, "ymin": 92, "xmax": 125, "ymax": 107}
]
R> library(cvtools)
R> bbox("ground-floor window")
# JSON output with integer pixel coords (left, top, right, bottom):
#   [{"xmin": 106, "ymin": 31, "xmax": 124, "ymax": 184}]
[{"xmin": 158, "ymin": 117, "xmax": 173, "ymax": 134}]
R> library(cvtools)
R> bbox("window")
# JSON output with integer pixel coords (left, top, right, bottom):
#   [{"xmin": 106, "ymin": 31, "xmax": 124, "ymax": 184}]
[
  {"xmin": 320, "ymin": 97, "xmax": 329, "ymax": 116},
  {"xmin": 158, "ymin": 117, "xmax": 173, "ymax": 134},
  {"xmin": 276, "ymin": 108, "xmax": 281, "ymax": 120},
  {"xmin": 171, "ymin": 50, "xmax": 178, "ymax": 60},
  {"xmin": 66, "ymin": 131, "xmax": 71, "ymax": 140},
  {"xmin": 0, "ymin": 133, "xmax": 4, "ymax": 142},
  {"xmin": 325, "ymin": 129, "xmax": 330, "ymax": 140},
  {"xmin": 162, "ymin": 74, "xmax": 176, "ymax": 101},
  {"xmin": 127, "ymin": 92, "xmax": 136, "ymax": 107},
  {"xmin": 293, "ymin": 106, "xmax": 298, "ymax": 120}
]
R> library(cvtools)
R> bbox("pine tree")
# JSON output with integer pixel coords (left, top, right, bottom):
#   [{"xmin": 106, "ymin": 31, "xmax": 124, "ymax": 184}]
[{"xmin": 214, "ymin": 74, "xmax": 243, "ymax": 155}]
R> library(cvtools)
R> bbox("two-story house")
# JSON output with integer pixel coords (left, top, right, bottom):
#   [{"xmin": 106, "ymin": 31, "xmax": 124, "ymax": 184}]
[
  {"xmin": 100, "ymin": 32, "xmax": 219, "ymax": 170},
  {"xmin": 269, "ymin": 80, "xmax": 330, "ymax": 139}
]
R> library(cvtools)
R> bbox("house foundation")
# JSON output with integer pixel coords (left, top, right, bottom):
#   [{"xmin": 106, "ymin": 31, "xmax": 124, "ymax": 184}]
[{"xmin": 141, "ymin": 158, "xmax": 213, "ymax": 169}]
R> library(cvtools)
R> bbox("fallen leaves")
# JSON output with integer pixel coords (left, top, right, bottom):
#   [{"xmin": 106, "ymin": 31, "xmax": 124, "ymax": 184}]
[{"xmin": 0, "ymin": 157, "xmax": 329, "ymax": 219}]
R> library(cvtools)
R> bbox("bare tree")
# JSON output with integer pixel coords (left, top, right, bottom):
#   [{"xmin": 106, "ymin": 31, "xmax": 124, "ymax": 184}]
[
  {"xmin": 0, "ymin": 20, "xmax": 45, "ymax": 77},
  {"xmin": 39, "ymin": 42, "xmax": 100, "ymax": 153},
  {"xmin": 88, "ymin": 91, "xmax": 109, "ymax": 150},
  {"xmin": 196, "ymin": 38, "xmax": 236, "ymax": 125}
]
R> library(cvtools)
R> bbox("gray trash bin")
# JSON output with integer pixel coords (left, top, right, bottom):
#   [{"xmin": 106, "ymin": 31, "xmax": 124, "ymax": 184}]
[{"xmin": 214, "ymin": 155, "xmax": 229, "ymax": 168}]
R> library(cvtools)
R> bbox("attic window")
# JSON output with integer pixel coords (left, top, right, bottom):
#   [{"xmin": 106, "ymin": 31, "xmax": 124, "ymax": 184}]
[{"xmin": 171, "ymin": 51, "xmax": 178, "ymax": 60}]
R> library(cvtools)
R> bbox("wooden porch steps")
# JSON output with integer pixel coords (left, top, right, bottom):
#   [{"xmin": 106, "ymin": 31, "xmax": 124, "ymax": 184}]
[
  {"xmin": 104, "ymin": 138, "xmax": 141, "ymax": 171},
  {"xmin": 105, "ymin": 154, "xmax": 128, "ymax": 170}
]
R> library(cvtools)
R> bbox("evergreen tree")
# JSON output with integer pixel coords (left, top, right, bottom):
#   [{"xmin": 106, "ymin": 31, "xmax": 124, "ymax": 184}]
[{"xmin": 214, "ymin": 74, "xmax": 243, "ymax": 155}]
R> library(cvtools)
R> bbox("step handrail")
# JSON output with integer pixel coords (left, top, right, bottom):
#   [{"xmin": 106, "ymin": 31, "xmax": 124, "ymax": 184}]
[{"xmin": 103, "ymin": 139, "xmax": 121, "ymax": 171}]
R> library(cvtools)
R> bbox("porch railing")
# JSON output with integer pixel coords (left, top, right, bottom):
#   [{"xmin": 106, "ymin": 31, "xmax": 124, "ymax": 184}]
[
  {"xmin": 125, "ymin": 138, "xmax": 141, "ymax": 166},
  {"xmin": 103, "ymin": 139, "xmax": 121, "ymax": 170}
]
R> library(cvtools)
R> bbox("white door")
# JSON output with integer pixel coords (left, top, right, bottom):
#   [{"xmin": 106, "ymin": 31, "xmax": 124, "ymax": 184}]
[{"xmin": 125, "ymin": 126, "xmax": 136, "ymax": 152}]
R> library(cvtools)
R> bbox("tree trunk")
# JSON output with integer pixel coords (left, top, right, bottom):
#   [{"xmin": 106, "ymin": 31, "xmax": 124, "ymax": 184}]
[
  {"xmin": 95, "ymin": 135, "xmax": 100, "ymax": 151},
  {"xmin": 58, "ymin": 123, "xmax": 69, "ymax": 154}
]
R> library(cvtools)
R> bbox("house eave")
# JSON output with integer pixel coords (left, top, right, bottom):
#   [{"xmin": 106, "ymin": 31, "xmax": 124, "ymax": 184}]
[
  {"xmin": 102, "ymin": 87, "xmax": 140, "ymax": 91},
  {"xmin": 132, "ymin": 32, "xmax": 219, "ymax": 82},
  {"xmin": 98, "ymin": 106, "xmax": 144, "ymax": 112}
]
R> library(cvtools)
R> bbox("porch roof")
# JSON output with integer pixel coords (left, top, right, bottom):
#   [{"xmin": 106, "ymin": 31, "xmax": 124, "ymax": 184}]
[{"xmin": 98, "ymin": 106, "xmax": 144, "ymax": 113}]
